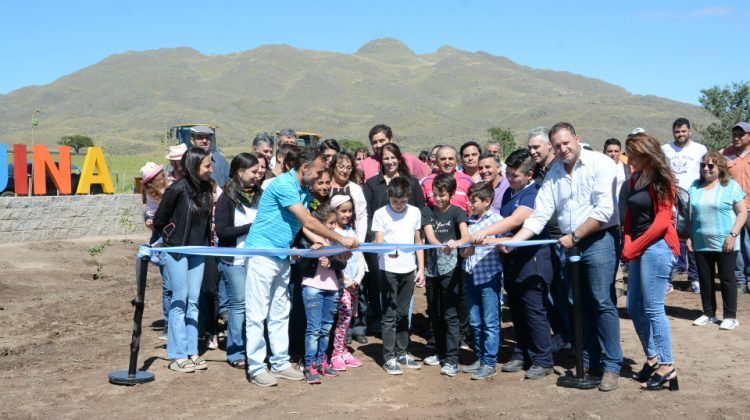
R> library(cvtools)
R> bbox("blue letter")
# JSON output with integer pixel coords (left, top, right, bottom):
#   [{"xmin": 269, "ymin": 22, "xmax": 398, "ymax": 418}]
[{"xmin": 0, "ymin": 144, "xmax": 7, "ymax": 192}]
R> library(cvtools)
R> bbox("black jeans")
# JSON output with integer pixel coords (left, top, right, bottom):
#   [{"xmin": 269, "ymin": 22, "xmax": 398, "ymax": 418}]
[
  {"xmin": 364, "ymin": 252, "xmax": 383, "ymax": 334},
  {"xmin": 428, "ymin": 270, "xmax": 461, "ymax": 364},
  {"xmin": 287, "ymin": 264, "xmax": 306, "ymax": 361},
  {"xmin": 198, "ymin": 256, "xmax": 219, "ymax": 338},
  {"xmin": 696, "ymin": 250, "xmax": 738, "ymax": 318},
  {"xmin": 504, "ymin": 245, "xmax": 554, "ymax": 368},
  {"xmin": 381, "ymin": 271, "xmax": 415, "ymax": 360}
]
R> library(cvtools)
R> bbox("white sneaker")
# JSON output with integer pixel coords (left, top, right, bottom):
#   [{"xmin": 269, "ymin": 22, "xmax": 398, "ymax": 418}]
[
  {"xmin": 423, "ymin": 354, "xmax": 442, "ymax": 366},
  {"xmin": 720, "ymin": 318, "xmax": 740, "ymax": 330},
  {"xmin": 693, "ymin": 315, "xmax": 719, "ymax": 326},
  {"xmin": 690, "ymin": 281, "xmax": 701, "ymax": 294}
]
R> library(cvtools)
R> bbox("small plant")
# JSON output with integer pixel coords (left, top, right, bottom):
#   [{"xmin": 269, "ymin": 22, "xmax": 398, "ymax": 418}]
[
  {"xmin": 119, "ymin": 207, "xmax": 134, "ymax": 231},
  {"xmin": 88, "ymin": 239, "xmax": 111, "ymax": 279}
]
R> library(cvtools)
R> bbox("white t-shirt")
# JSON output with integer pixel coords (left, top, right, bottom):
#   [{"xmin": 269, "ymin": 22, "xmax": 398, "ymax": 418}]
[
  {"xmin": 371, "ymin": 204, "xmax": 421, "ymax": 274},
  {"xmin": 614, "ymin": 162, "xmax": 628, "ymax": 200},
  {"xmin": 662, "ymin": 141, "xmax": 707, "ymax": 190}
]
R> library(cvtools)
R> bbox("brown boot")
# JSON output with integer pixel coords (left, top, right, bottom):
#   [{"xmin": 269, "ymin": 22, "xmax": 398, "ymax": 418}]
[{"xmin": 599, "ymin": 371, "xmax": 619, "ymax": 392}]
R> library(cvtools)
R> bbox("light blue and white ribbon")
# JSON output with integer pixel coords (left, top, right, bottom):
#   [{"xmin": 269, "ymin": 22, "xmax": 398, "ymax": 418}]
[{"xmin": 137, "ymin": 239, "xmax": 558, "ymax": 259}]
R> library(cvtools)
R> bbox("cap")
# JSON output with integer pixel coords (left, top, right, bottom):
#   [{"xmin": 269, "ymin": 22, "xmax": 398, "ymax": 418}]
[
  {"xmin": 140, "ymin": 162, "xmax": 164, "ymax": 184},
  {"xmin": 733, "ymin": 122, "xmax": 750, "ymax": 133},
  {"xmin": 329, "ymin": 194, "xmax": 352, "ymax": 209},
  {"xmin": 190, "ymin": 125, "xmax": 213, "ymax": 136},
  {"xmin": 629, "ymin": 127, "xmax": 646, "ymax": 136},
  {"xmin": 165, "ymin": 144, "xmax": 188, "ymax": 160}
]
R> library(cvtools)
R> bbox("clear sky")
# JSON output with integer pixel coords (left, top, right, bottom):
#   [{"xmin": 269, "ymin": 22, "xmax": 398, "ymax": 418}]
[{"xmin": 2, "ymin": 0, "xmax": 747, "ymax": 104}]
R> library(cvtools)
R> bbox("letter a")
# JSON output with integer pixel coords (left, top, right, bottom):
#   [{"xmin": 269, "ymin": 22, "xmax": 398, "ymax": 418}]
[{"xmin": 76, "ymin": 147, "xmax": 115, "ymax": 194}]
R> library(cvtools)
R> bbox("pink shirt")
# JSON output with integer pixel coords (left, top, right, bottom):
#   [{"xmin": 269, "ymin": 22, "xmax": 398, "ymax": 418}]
[
  {"xmin": 358, "ymin": 153, "xmax": 432, "ymax": 182},
  {"xmin": 420, "ymin": 171, "xmax": 474, "ymax": 213},
  {"xmin": 302, "ymin": 264, "xmax": 340, "ymax": 291}
]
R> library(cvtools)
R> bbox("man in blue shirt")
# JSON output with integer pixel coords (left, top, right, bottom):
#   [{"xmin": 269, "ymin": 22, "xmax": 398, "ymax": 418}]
[{"xmin": 244, "ymin": 148, "xmax": 359, "ymax": 387}]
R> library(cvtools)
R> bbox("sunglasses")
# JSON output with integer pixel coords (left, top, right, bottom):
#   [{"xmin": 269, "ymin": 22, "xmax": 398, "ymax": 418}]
[{"xmin": 700, "ymin": 163, "xmax": 716, "ymax": 170}]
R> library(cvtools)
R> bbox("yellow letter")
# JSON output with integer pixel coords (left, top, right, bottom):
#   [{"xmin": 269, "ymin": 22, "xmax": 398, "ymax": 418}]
[{"xmin": 76, "ymin": 147, "xmax": 115, "ymax": 194}]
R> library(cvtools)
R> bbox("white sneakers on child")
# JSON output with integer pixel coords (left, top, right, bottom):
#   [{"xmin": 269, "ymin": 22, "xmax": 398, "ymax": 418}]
[
  {"xmin": 693, "ymin": 315, "xmax": 739, "ymax": 329},
  {"xmin": 720, "ymin": 318, "xmax": 740, "ymax": 330},
  {"xmin": 693, "ymin": 315, "xmax": 719, "ymax": 326}
]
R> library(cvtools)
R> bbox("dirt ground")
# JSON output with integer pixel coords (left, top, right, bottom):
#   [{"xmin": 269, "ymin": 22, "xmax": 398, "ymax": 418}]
[{"xmin": 2, "ymin": 236, "xmax": 750, "ymax": 419}]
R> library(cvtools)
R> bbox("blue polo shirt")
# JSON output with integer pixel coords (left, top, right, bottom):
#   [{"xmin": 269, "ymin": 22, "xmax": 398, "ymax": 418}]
[{"xmin": 245, "ymin": 170, "xmax": 309, "ymax": 257}]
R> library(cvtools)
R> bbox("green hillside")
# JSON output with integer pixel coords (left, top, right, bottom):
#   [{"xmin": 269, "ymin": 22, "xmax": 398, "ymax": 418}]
[{"xmin": 0, "ymin": 37, "xmax": 713, "ymax": 158}]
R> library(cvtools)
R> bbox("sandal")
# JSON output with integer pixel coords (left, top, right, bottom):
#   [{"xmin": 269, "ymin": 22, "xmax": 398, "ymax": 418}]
[
  {"xmin": 228, "ymin": 359, "xmax": 247, "ymax": 369},
  {"xmin": 169, "ymin": 358, "xmax": 195, "ymax": 373},
  {"xmin": 189, "ymin": 355, "xmax": 208, "ymax": 370}
]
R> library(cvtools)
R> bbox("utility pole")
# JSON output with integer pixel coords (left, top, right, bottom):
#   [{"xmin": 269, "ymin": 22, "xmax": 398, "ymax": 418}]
[{"xmin": 30, "ymin": 108, "xmax": 40, "ymax": 147}]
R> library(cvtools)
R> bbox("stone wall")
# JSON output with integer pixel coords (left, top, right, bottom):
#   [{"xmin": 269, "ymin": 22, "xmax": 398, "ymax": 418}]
[{"xmin": 0, "ymin": 194, "xmax": 147, "ymax": 243}]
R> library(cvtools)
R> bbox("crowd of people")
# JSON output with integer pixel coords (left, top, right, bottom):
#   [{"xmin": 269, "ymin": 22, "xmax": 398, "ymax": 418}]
[{"xmin": 137, "ymin": 119, "xmax": 750, "ymax": 391}]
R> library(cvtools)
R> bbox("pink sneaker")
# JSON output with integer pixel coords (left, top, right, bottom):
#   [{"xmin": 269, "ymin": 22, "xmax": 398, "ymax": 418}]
[
  {"xmin": 331, "ymin": 355, "xmax": 347, "ymax": 371},
  {"xmin": 320, "ymin": 357, "xmax": 338, "ymax": 377},
  {"xmin": 343, "ymin": 352, "xmax": 363, "ymax": 368}
]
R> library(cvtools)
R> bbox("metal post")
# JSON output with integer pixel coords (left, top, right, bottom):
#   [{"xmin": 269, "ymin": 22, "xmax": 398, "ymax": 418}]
[
  {"xmin": 109, "ymin": 253, "xmax": 155, "ymax": 385},
  {"xmin": 557, "ymin": 246, "xmax": 599, "ymax": 389}
]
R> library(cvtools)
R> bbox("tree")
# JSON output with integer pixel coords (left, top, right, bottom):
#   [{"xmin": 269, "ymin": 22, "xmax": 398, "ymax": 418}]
[
  {"xmin": 487, "ymin": 127, "xmax": 518, "ymax": 159},
  {"xmin": 698, "ymin": 81, "xmax": 750, "ymax": 151},
  {"xmin": 338, "ymin": 138, "xmax": 369, "ymax": 153},
  {"xmin": 59, "ymin": 134, "xmax": 94, "ymax": 153}
]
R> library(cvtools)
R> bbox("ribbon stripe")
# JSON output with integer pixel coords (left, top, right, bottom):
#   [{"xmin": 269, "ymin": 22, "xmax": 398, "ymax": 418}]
[{"xmin": 137, "ymin": 239, "xmax": 558, "ymax": 259}]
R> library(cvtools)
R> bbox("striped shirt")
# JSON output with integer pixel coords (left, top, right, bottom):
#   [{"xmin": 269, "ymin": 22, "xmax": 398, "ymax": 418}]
[{"xmin": 463, "ymin": 210, "xmax": 504, "ymax": 285}]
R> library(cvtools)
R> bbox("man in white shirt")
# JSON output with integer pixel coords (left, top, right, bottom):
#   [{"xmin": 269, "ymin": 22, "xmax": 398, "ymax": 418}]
[
  {"xmin": 661, "ymin": 118, "xmax": 706, "ymax": 293},
  {"xmin": 506, "ymin": 122, "xmax": 622, "ymax": 392}
]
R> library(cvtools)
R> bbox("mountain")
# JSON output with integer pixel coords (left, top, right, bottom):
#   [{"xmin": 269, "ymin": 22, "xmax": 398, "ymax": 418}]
[{"xmin": 0, "ymin": 38, "xmax": 713, "ymax": 154}]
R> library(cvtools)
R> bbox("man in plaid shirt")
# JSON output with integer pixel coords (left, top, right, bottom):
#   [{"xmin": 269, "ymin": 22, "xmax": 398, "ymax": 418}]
[{"xmin": 459, "ymin": 182, "xmax": 504, "ymax": 380}]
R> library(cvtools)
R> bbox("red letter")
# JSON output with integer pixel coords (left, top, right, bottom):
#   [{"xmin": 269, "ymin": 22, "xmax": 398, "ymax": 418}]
[{"xmin": 13, "ymin": 144, "xmax": 28, "ymax": 196}]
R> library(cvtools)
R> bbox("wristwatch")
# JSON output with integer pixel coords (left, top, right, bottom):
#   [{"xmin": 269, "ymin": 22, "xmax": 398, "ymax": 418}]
[
  {"xmin": 730, "ymin": 231, "xmax": 739, "ymax": 238},
  {"xmin": 571, "ymin": 231, "xmax": 580, "ymax": 244}
]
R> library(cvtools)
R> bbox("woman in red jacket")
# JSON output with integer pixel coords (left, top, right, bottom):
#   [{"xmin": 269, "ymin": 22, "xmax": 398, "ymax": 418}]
[{"xmin": 622, "ymin": 132, "xmax": 680, "ymax": 391}]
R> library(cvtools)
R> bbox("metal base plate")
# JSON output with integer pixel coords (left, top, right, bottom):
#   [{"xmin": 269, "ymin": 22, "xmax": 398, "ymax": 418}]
[
  {"xmin": 556, "ymin": 373, "xmax": 600, "ymax": 389},
  {"xmin": 109, "ymin": 370, "xmax": 155, "ymax": 386}
]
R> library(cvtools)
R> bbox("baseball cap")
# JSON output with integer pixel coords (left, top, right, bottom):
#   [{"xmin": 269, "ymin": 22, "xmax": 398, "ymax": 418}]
[{"xmin": 733, "ymin": 122, "xmax": 750, "ymax": 133}]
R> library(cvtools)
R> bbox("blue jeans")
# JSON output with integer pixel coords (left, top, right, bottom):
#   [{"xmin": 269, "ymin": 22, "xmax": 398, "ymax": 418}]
[
  {"xmin": 157, "ymin": 257, "xmax": 172, "ymax": 327},
  {"xmin": 739, "ymin": 211, "xmax": 750, "ymax": 284},
  {"xmin": 561, "ymin": 228, "xmax": 622, "ymax": 373},
  {"xmin": 465, "ymin": 273, "xmax": 502, "ymax": 367},
  {"xmin": 245, "ymin": 256, "xmax": 292, "ymax": 376},
  {"xmin": 164, "ymin": 253, "xmax": 205, "ymax": 359},
  {"xmin": 675, "ymin": 241, "xmax": 699, "ymax": 283},
  {"xmin": 627, "ymin": 239, "xmax": 675, "ymax": 365},
  {"xmin": 219, "ymin": 261, "xmax": 247, "ymax": 364},
  {"xmin": 302, "ymin": 286, "xmax": 339, "ymax": 367},
  {"xmin": 219, "ymin": 273, "xmax": 229, "ymax": 315}
]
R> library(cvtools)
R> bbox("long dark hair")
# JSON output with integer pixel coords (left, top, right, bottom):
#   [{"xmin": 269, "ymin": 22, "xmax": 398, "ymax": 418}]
[
  {"xmin": 625, "ymin": 133, "xmax": 675, "ymax": 201},
  {"xmin": 379, "ymin": 143, "xmax": 412, "ymax": 178},
  {"xmin": 181, "ymin": 146, "xmax": 214, "ymax": 217},
  {"xmin": 224, "ymin": 153, "xmax": 261, "ymax": 210}
]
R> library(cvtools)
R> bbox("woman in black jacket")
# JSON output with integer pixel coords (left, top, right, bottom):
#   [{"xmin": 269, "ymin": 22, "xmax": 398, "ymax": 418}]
[
  {"xmin": 154, "ymin": 146, "xmax": 214, "ymax": 373},
  {"xmin": 214, "ymin": 153, "xmax": 262, "ymax": 369},
  {"xmin": 362, "ymin": 143, "xmax": 425, "ymax": 335}
]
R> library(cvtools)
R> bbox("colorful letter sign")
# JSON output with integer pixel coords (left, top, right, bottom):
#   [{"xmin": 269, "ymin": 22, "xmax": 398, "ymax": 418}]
[{"xmin": 1, "ymin": 144, "xmax": 115, "ymax": 195}]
